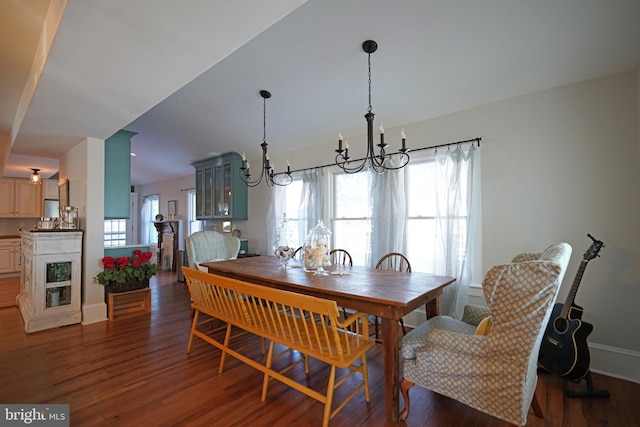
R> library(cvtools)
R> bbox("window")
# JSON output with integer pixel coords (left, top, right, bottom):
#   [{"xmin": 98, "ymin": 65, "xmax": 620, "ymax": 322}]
[
  {"xmin": 328, "ymin": 158, "xmax": 474, "ymax": 272},
  {"xmin": 330, "ymin": 171, "xmax": 372, "ymax": 266},
  {"xmin": 104, "ymin": 219, "xmax": 127, "ymax": 247},
  {"xmin": 142, "ymin": 195, "xmax": 159, "ymax": 245},
  {"xmin": 187, "ymin": 190, "xmax": 202, "ymax": 236}
]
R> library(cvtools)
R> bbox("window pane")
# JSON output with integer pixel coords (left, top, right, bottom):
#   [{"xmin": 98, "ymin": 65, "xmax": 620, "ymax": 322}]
[
  {"xmin": 332, "ymin": 172, "xmax": 373, "ymax": 266},
  {"xmin": 333, "ymin": 219, "xmax": 371, "ymax": 266},
  {"xmin": 406, "ymin": 218, "xmax": 437, "ymax": 273},
  {"xmin": 187, "ymin": 190, "xmax": 202, "ymax": 235},
  {"xmin": 282, "ymin": 178, "xmax": 303, "ymax": 249},
  {"xmin": 104, "ymin": 219, "xmax": 127, "ymax": 247},
  {"xmin": 285, "ymin": 180, "xmax": 303, "ymax": 220},
  {"xmin": 334, "ymin": 173, "xmax": 371, "ymax": 218},
  {"xmin": 408, "ymin": 161, "xmax": 437, "ymax": 217}
]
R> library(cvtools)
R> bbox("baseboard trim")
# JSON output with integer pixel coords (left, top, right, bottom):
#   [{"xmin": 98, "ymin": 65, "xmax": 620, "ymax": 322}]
[
  {"xmin": 589, "ymin": 342, "xmax": 640, "ymax": 384},
  {"xmin": 82, "ymin": 302, "xmax": 108, "ymax": 325}
]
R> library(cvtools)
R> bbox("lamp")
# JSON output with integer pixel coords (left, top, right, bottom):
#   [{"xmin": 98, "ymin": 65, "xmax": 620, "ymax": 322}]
[
  {"xmin": 240, "ymin": 90, "xmax": 292, "ymax": 188},
  {"xmin": 335, "ymin": 40, "xmax": 410, "ymax": 174},
  {"xmin": 29, "ymin": 168, "xmax": 42, "ymax": 185}
]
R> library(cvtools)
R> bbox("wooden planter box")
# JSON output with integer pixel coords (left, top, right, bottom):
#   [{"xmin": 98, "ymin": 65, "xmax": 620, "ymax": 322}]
[{"xmin": 107, "ymin": 288, "xmax": 151, "ymax": 320}]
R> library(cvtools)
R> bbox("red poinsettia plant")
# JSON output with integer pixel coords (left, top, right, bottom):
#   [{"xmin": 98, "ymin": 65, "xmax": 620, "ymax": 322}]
[{"xmin": 95, "ymin": 249, "xmax": 159, "ymax": 285}]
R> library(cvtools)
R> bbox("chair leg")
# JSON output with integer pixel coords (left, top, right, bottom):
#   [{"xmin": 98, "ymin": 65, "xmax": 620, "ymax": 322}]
[
  {"xmin": 531, "ymin": 391, "xmax": 543, "ymax": 418},
  {"xmin": 400, "ymin": 378, "xmax": 414, "ymax": 421},
  {"xmin": 374, "ymin": 316, "xmax": 380, "ymax": 341},
  {"xmin": 399, "ymin": 318, "xmax": 407, "ymax": 335}
]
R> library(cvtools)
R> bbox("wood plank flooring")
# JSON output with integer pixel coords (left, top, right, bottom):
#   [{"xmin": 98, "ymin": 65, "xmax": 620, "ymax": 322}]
[
  {"xmin": 0, "ymin": 275, "xmax": 20, "ymax": 308},
  {"xmin": 0, "ymin": 272, "xmax": 638, "ymax": 426}
]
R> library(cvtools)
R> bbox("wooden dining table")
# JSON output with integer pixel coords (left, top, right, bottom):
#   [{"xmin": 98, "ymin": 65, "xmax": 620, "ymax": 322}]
[{"xmin": 201, "ymin": 256, "xmax": 456, "ymax": 423}]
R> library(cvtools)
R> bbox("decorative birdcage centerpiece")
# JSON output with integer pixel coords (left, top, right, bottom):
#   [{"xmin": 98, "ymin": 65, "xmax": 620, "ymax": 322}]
[
  {"xmin": 273, "ymin": 213, "xmax": 295, "ymax": 270},
  {"xmin": 303, "ymin": 220, "xmax": 331, "ymax": 276}
]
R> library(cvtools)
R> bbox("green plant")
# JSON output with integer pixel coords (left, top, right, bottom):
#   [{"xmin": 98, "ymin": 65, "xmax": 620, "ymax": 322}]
[{"xmin": 95, "ymin": 250, "xmax": 158, "ymax": 285}]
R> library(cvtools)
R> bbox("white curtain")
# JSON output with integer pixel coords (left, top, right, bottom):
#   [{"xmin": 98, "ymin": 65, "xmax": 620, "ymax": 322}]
[
  {"xmin": 297, "ymin": 169, "xmax": 324, "ymax": 245},
  {"xmin": 433, "ymin": 144, "xmax": 478, "ymax": 318},
  {"xmin": 369, "ymin": 157, "xmax": 407, "ymax": 267},
  {"xmin": 266, "ymin": 186, "xmax": 286, "ymax": 253}
]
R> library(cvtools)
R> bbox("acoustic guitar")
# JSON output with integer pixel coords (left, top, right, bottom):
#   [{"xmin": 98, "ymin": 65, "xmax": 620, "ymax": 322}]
[{"xmin": 538, "ymin": 234, "xmax": 604, "ymax": 382}]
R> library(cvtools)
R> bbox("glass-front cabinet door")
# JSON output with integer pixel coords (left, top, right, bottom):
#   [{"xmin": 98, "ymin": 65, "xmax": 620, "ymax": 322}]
[
  {"xmin": 195, "ymin": 164, "xmax": 213, "ymax": 219},
  {"xmin": 45, "ymin": 261, "xmax": 72, "ymax": 308},
  {"xmin": 213, "ymin": 161, "xmax": 233, "ymax": 217}
]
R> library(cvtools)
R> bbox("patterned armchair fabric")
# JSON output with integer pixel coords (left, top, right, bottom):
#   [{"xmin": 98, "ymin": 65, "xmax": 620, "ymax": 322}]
[
  {"xmin": 185, "ymin": 230, "xmax": 241, "ymax": 269},
  {"xmin": 401, "ymin": 242, "xmax": 572, "ymax": 426}
]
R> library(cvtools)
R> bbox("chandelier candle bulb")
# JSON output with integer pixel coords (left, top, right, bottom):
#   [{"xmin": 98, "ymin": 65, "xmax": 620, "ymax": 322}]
[
  {"xmin": 401, "ymin": 128, "xmax": 406, "ymax": 151},
  {"xmin": 287, "ymin": 160, "xmax": 291, "ymax": 173}
]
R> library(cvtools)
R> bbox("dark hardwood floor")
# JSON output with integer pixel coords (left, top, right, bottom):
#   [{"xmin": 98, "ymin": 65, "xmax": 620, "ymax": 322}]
[{"xmin": 1, "ymin": 272, "xmax": 638, "ymax": 426}]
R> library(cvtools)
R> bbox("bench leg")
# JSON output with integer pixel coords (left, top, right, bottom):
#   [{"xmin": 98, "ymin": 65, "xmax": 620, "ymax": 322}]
[
  {"xmin": 218, "ymin": 323, "xmax": 233, "ymax": 374},
  {"xmin": 322, "ymin": 366, "xmax": 337, "ymax": 427},
  {"xmin": 187, "ymin": 309, "xmax": 200, "ymax": 353},
  {"xmin": 262, "ymin": 341, "xmax": 276, "ymax": 401},
  {"xmin": 361, "ymin": 354, "xmax": 371, "ymax": 402}
]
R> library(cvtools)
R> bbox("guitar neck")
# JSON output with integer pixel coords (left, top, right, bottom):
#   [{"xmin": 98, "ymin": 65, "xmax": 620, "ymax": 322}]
[{"xmin": 559, "ymin": 259, "xmax": 588, "ymax": 318}]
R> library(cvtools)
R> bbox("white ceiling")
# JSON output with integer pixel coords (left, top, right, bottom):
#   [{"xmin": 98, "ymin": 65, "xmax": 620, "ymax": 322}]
[{"xmin": 3, "ymin": 0, "xmax": 640, "ymax": 185}]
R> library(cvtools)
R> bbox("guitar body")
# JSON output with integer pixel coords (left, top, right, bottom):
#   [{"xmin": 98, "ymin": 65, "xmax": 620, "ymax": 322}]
[{"xmin": 539, "ymin": 302, "xmax": 593, "ymax": 382}]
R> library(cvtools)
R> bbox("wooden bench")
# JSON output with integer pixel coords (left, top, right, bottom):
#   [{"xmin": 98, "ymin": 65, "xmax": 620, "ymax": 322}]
[{"xmin": 182, "ymin": 267, "xmax": 375, "ymax": 427}]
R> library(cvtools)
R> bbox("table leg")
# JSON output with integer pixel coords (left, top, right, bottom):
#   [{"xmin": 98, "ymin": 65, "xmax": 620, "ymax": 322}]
[
  {"xmin": 381, "ymin": 317, "xmax": 401, "ymax": 422},
  {"xmin": 425, "ymin": 297, "xmax": 439, "ymax": 319}
]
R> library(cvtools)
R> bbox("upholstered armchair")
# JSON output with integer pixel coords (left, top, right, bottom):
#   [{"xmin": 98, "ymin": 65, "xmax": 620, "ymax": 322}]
[
  {"xmin": 185, "ymin": 230, "xmax": 241, "ymax": 270},
  {"xmin": 400, "ymin": 242, "xmax": 572, "ymax": 426}
]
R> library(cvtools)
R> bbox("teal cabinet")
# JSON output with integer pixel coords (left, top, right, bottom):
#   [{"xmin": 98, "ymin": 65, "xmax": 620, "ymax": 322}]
[
  {"xmin": 105, "ymin": 130, "xmax": 136, "ymax": 219},
  {"xmin": 192, "ymin": 152, "xmax": 247, "ymax": 220}
]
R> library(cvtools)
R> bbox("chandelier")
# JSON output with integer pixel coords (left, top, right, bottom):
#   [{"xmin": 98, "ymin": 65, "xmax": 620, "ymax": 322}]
[
  {"xmin": 335, "ymin": 40, "xmax": 410, "ymax": 174},
  {"xmin": 240, "ymin": 90, "xmax": 292, "ymax": 187}
]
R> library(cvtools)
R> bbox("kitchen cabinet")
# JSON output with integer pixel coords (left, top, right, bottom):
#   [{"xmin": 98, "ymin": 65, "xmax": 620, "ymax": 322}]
[
  {"xmin": 192, "ymin": 152, "xmax": 247, "ymax": 220},
  {"xmin": 0, "ymin": 238, "xmax": 21, "ymax": 273},
  {"xmin": 17, "ymin": 230, "xmax": 83, "ymax": 333},
  {"xmin": 44, "ymin": 179, "xmax": 59, "ymax": 199},
  {"xmin": 105, "ymin": 130, "xmax": 136, "ymax": 219},
  {"xmin": 0, "ymin": 178, "xmax": 42, "ymax": 218}
]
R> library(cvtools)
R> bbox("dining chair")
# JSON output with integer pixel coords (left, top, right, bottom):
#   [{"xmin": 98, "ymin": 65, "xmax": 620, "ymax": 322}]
[
  {"xmin": 330, "ymin": 249, "xmax": 353, "ymax": 319},
  {"xmin": 330, "ymin": 248, "xmax": 353, "ymax": 267},
  {"xmin": 374, "ymin": 252, "xmax": 411, "ymax": 340},
  {"xmin": 291, "ymin": 246, "xmax": 303, "ymax": 260}
]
